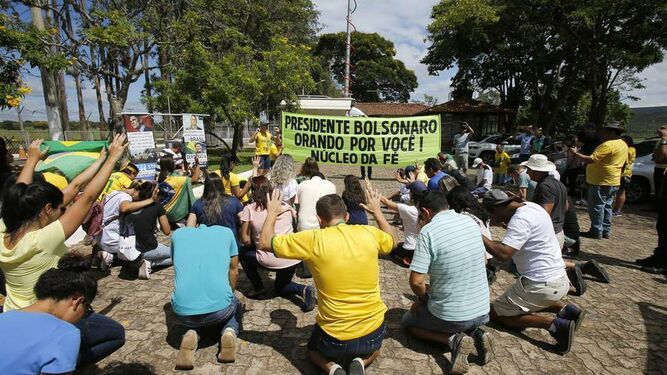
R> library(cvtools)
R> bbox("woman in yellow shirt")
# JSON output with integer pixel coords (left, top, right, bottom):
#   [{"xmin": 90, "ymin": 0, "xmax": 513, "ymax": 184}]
[
  {"xmin": 214, "ymin": 153, "xmax": 260, "ymax": 203},
  {"xmin": 613, "ymin": 136, "xmax": 636, "ymax": 216},
  {"xmin": 249, "ymin": 123, "xmax": 272, "ymax": 175}
]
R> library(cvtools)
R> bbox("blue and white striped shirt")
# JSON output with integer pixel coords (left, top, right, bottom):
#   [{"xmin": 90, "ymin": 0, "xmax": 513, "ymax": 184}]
[{"xmin": 410, "ymin": 210, "xmax": 490, "ymax": 322}]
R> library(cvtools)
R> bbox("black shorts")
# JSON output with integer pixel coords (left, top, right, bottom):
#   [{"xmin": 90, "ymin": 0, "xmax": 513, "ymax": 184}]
[
  {"xmin": 307, "ymin": 322, "xmax": 385, "ymax": 361},
  {"xmin": 618, "ymin": 176, "xmax": 631, "ymax": 192}
]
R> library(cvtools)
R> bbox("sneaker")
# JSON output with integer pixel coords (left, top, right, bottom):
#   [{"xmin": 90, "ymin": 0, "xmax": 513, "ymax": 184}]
[
  {"xmin": 329, "ymin": 365, "xmax": 347, "ymax": 375},
  {"xmin": 138, "ymin": 259, "xmax": 152, "ymax": 280},
  {"xmin": 449, "ymin": 333, "xmax": 474, "ymax": 374},
  {"xmin": 557, "ymin": 304, "xmax": 586, "ymax": 332},
  {"xmin": 349, "ymin": 357, "xmax": 365, "ymax": 375},
  {"xmin": 98, "ymin": 250, "xmax": 113, "ymax": 272},
  {"xmin": 567, "ymin": 264, "xmax": 588, "ymax": 296},
  {"xmin": 302, "ymin": 286, "xmax": 316, "ymax": 312},
  {"xmin": 641, "ymin": 265, "xmax": 667, "ymax": 275},
  {"xmin": 581, "ymin": 260, "xmax": 610, "ymax": 283},
  {"xmin": 602, "ymin": 232, "xmax": 610, "ymax": 239},
  {"xmin": 175, "ymin": 329, "xmax": 198, "ymax": 370},
  {"xmin": 612, "ymin": 211, "xmax": 622, "ymax": 217},
  {"xmin": 550, "ymin": 317, "xmax": 575, "ymax": 355},
  {"xmin": 579, "ymin": 230, "xmax": 601, "ymax": 240},
  {"xmin": 471, "ymin": 328, "xmax": 493, "ymax": 365},
  {"xmin": 217, "ymin": 328, "xmax": 236, "ymax": 363}
]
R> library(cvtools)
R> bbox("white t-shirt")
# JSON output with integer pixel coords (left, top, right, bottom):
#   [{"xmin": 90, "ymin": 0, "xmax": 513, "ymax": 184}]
[
  {"xmin": 399, "ymin": 184, "xmax": 410, "ymax": 203},
  {"xmin": 161, "ymin": 148, "xmax": 183, "ymax": 167},
  {"xmin": 277, "ymin": 179, "xmax": 298, "ymax": 203},
  {"xmin": 476, "ymin": 166, "xmax": 493, "ymax": 190},
  {"xmin": 296, "ymin": 176, "xmax": 336, "ymax": 231},
  {"xmin": 99, "ymin": 191, "xmax": 132, "ymax": 253},
  {"xmin": 453, "ymin": 132, "xmax": 471, "ymax": 153},
  {"xmin": 397, "ymin": 204, "xmax": 419, "ymax": 250},
  {"xmin": 502, "ymin": 202, "xmax": 566, "ymax": 282}
]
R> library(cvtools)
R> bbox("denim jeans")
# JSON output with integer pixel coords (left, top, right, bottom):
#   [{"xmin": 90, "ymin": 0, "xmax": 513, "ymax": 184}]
[
  {"xmin": 75, "ymin": 313, "xmax": 126, "ymax": 367},
  {"xmin": 239, "ymin": 247, "xmax": 305, "ymax": 297},
  {"xmin": 587, "ymin": 185, "xmax": 619, "ymax": 235},
  {"xmin": 471, "ymin": 186, "xmax": 489, "ymax": 198},
  {"xmin": 142, "ymin": 243, "xmax": 173, "ymax": 267},
  {"xmin": 307, "ymin": 322, "xmax": 386, "ymax": 361},
  {"xmin": 175, "ymin": 296, "xmax": 241, "ymax": 335}
]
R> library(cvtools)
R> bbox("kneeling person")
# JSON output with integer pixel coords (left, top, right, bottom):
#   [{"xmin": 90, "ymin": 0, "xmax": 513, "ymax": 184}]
[
  {"xmin": 482, "ymin": 189, "xmax": 585, "ymax": 355},
  {"xmin": 260, "ymin": 187, "xmax": 396, "ymax": 375},
  {"xmin": 171, "ymin": 224, "xmax": 241, "ymax": 370},
  {"xmin": 402, "ymin": 191, "xmax": 492, "ymax": 374}
]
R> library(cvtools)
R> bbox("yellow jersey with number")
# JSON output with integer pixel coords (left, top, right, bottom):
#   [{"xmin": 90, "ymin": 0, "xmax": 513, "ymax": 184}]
[{"xmin": 255, "ymin": 132, "xmax": 272, "ymax": 156}]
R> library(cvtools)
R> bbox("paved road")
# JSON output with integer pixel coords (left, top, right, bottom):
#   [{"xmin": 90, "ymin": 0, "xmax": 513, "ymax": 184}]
[{"xmin": 75, "ymin": 165, "xmax": 666, "ymax": 374}]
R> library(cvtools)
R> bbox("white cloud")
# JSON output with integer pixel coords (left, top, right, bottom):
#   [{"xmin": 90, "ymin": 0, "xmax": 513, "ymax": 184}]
[{"xmin": 623, "ymin": 61, "xmax": 667, "ymax": 107}]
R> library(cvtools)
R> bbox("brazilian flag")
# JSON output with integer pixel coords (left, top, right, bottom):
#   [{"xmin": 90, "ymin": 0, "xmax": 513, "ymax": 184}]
[{"xmin": 35, "ymin": 141, "xmax": 107, "ymax": 181}]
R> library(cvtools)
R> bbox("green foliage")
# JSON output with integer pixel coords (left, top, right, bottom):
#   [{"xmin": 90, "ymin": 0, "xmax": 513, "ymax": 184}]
[
  {"xmin": 314, "ymin": 32, "xmax": 418, "ymax": 102},
  {"xmin": 423, "ymin": 0, "xmax": 667, "ymax": 135}
]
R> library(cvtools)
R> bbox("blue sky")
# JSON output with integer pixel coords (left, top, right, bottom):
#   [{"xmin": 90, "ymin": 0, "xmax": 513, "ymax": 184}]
[{"xmin": 2, "ymin": 0, "xmax": 666, "ymax": 122}]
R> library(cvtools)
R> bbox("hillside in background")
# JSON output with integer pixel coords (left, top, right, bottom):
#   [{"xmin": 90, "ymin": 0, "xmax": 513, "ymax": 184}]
[{"xmin": 629, "ymin": 106, "xmax": 667, "ymax": 139}]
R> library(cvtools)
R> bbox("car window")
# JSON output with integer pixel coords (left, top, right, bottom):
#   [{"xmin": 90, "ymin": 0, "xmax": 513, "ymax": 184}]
[{"xmin": 635, "ymin": 140, "xmax": 657, "ymax": 158}]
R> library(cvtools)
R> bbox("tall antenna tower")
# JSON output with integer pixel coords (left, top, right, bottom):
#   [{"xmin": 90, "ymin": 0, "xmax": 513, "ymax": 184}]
[{"xmin": 344, "ymin": 0, "xmax": 357, "ymax": 97}]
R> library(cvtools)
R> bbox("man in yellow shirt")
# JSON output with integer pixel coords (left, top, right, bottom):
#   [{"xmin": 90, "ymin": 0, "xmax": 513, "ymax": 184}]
[
  {"xmin": 249, "ymin": 122, "xmax": 272, "ymax": 175},
  {"xmin": 259, "ymin": 186, "xmax": 396, "ymax": 375},
  {"xmin": 97, "ymin": 162, "xmax": 138, "ymax": 202},
  {"xmin": 494, "ymin": 144, "xmax": 511, "ymax": 185},
  {"xmin": 569, "ymin": 121, "xmax": 628, "ymax": 239}
]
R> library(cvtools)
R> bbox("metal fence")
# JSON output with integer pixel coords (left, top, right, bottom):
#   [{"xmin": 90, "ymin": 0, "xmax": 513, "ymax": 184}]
[{"xmin": 0, "ymin": 124, "xmax": 256, "ymax": 154}]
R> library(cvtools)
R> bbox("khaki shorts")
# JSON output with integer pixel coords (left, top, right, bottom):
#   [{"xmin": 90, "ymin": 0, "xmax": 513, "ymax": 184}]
[{"xmin": 493, "ymin": 274, "xmax": 570, "ymax": 317}]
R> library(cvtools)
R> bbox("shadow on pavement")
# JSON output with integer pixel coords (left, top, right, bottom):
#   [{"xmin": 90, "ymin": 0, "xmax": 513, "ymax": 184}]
[
  {"xmin": 240, "ymin": 309, "xmax": 317, "ymax": 374},
  {"xmin": 384, "ymin": 307, "xmax": 451, "ymax": 373},
  {"xmin": 637, "ymin": 302, "xmax": 667, "ymax": 374},
  {"xmin": 162, "ymin": 302, "xmax": 224, "ymax": 351}
]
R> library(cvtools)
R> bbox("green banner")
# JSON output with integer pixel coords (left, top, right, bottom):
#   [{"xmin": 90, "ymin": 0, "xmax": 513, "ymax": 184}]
[{"xmin": 281, "ymin": 112, "xmax": 441, "ymax": 167}]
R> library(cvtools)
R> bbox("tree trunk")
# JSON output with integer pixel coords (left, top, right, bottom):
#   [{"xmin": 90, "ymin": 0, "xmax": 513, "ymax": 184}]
[
  {"xmin": 91, "ymin": 47, "xmax": 106, "ymax": 130},
  {"xmin": 30, "ymin": 4, "xmax": 63, "ymax": 140},
  {"xmin": 56, "ymin": 71, "xmax": 70, "ymax": 133},
  {"xmin": 74, "ymin": 73, "xmax": 88, "ymax": 134},
  {"xmin": 143, "ymin": 39, "xmax": 152, "ymax": 112}
]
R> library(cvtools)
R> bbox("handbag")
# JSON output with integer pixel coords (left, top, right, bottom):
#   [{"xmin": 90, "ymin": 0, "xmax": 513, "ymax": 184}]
[{"xmin": 117, "ymin": 216, "xmax": 141, "ymax": 261}]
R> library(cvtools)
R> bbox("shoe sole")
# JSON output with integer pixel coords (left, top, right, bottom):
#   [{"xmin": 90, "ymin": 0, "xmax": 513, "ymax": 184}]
[
  {"xmin": 556, "ymin": 320, "xmax": 575, "ymax": 355},
  {"xmin": 450, "ymin": 336, "xmax": 474, "ymax": 374},
  {"xmin": 349, "ymin": 358, "xmax": 365, "ymax": 375},
  {"xmin": 573, "ymin": 309, "xmax": 586, "ymax": 332},
  {"xmin": 175, "ymin": 330, "xmax": 198, "ymax": 370},
  {"xmin": 218, "ymin": 331, "xmax": 236, "ymax": 363},
  {"xmin": 477, "ymin": 332, "xmax": 494, "ymax": 365},
  {"xmin": 302, "ymin": 287, "xmax": 316, "ymax": 312},
  {"xmin": 586, "ymin": 260, "xmax": 611, "ymax": 283},
  {"xmin": 573, "ymin": 266, "xmax": 587, "ymax": 296},
  {"xmin": 138, "ymin": 261, "xmax": 151, "ymax": 280}
]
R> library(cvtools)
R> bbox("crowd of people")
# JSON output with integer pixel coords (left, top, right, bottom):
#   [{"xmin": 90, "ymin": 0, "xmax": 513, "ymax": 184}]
[{"xmin": 0, "ymin": 119, "xmax": 664, "ymax": 375}]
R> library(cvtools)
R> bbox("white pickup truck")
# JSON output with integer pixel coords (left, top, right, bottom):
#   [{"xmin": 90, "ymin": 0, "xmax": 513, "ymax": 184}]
[{"xmin": 467, "ymin": 134, "xmax": 521, "ymax": 165}]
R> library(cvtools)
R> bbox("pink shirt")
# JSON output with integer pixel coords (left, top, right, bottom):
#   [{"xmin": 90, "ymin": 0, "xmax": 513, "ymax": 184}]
[{"xmin": 239, "ymin": 202, "xmax": 300, "ymax": 269}]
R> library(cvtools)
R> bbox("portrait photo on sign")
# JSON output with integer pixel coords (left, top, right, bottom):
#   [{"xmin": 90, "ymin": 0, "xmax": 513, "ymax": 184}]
[
  {"xmin": 124, "ymin": 114, "xmax": 154, "ymax": 132},
  {"xmin": 129, "ymin": 147, "xmax": 158, "ymax": 164},
  {"xmin": 183, "ymin": 114, "xmax": 204, "ymax": 130}
]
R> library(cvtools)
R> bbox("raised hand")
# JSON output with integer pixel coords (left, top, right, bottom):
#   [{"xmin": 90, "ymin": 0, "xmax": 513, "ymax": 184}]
[
  {"xmin": 27, "ymin": 139, "xmax": 48, "ymax": 162},
  {"xmin": 97, "ymin": 147, "xmax": 107, "ymax": 161},
  {"xmin": 360, "ymin": 178, "xmax": 383, "ymax": 215},
  {"xmin": 251, "ymin": 155, "xmax": 261, "ymax": 169},
  {"xmin": 107, "ymin": 133, "xmax": 128, "ymax": 162},
  {"xmin": 266, "ymin": 189, "xmax": 284, "ymax": 217}
]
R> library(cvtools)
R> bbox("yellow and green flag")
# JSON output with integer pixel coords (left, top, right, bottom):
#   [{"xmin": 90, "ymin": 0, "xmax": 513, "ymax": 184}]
[
  {"xmin": 36, "ymin": 151, "xmax": 100, "ymax": 181},
  {"xmin": 159, "ymin": 175, "xmax": 196, "ymax": 222},
  {"xmin": 40, "ymin": 140, "xmax": 108, "ymax": 154}
]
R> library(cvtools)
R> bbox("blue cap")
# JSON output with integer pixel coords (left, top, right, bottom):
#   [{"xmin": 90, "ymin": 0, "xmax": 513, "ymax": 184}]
[
  {"xmin": 408, "ymin": 181, "xmax": 428, "ymax": 195},
  {"xmin": 404, "ymin": 165, "xmax": 417, "ymax": 175}
]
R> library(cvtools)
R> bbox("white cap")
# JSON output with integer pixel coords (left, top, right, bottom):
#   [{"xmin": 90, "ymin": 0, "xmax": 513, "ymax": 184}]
[{"xmin": 472, "ymin": 157, "xmax": 483, "ymax": 168}]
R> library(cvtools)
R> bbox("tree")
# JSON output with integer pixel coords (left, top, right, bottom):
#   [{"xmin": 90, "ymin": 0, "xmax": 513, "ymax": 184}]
[
  {"xmin": 314, "ymin": 32, "xmax": 418, "ymax": 102},
  {"xmin": 423, "ymin": 0, "xmax": 667, "ymax": 135}
]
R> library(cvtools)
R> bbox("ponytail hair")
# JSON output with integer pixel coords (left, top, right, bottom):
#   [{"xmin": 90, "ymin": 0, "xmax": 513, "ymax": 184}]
[
  {"xmin": 1, "ymin": 182, "xmax": 64, "ymax": 237},
  {"xmin": 34, "ymin": 252, "xmax": 97, "ymax": 304}
]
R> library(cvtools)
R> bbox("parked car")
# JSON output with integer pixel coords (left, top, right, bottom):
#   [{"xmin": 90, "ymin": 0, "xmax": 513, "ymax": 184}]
[
  {"xmin": 468, "ymin": 134, "xmax": 521, "ymax": 165},
  {"xmin": 627, "ymin": 139, "xmax": 658, "ymax": 203}
]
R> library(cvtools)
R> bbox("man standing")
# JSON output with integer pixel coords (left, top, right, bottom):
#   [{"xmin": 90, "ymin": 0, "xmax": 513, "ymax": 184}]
[
  {"xmin": 516, "ymin": 126, "xmax": 534, "ymax": 162},
  {"xmin": 481, "ymin": 189, "xmax": 584, "ymax": 355},
  {"xmin": 424, "ymin": 158, "xmax": 449, "ymax": 191},
  {"xmin": 453, "ymin": 122, "xmax": 474, "ymax": 172},
  {"xmin": 260, "ymin": 187, "xmax": 396, "ymax": 375},
  {"xmin": 402, "ymin": 191, "xmax": 492, "ymax": 374},
  {"xmin": 471, "ymin": 158, "xmax": 493, "ymax": 197},
  {"xmin": 636, "ymin": 125, "xmax": 667, "ymax": 274},
  {"xmin": 569, "ymin": 121, "xmax": 628, "ymax": 239},
  {"xmin": 249, "ymin": 122, "xmax": 272, "ymax": 175}
]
